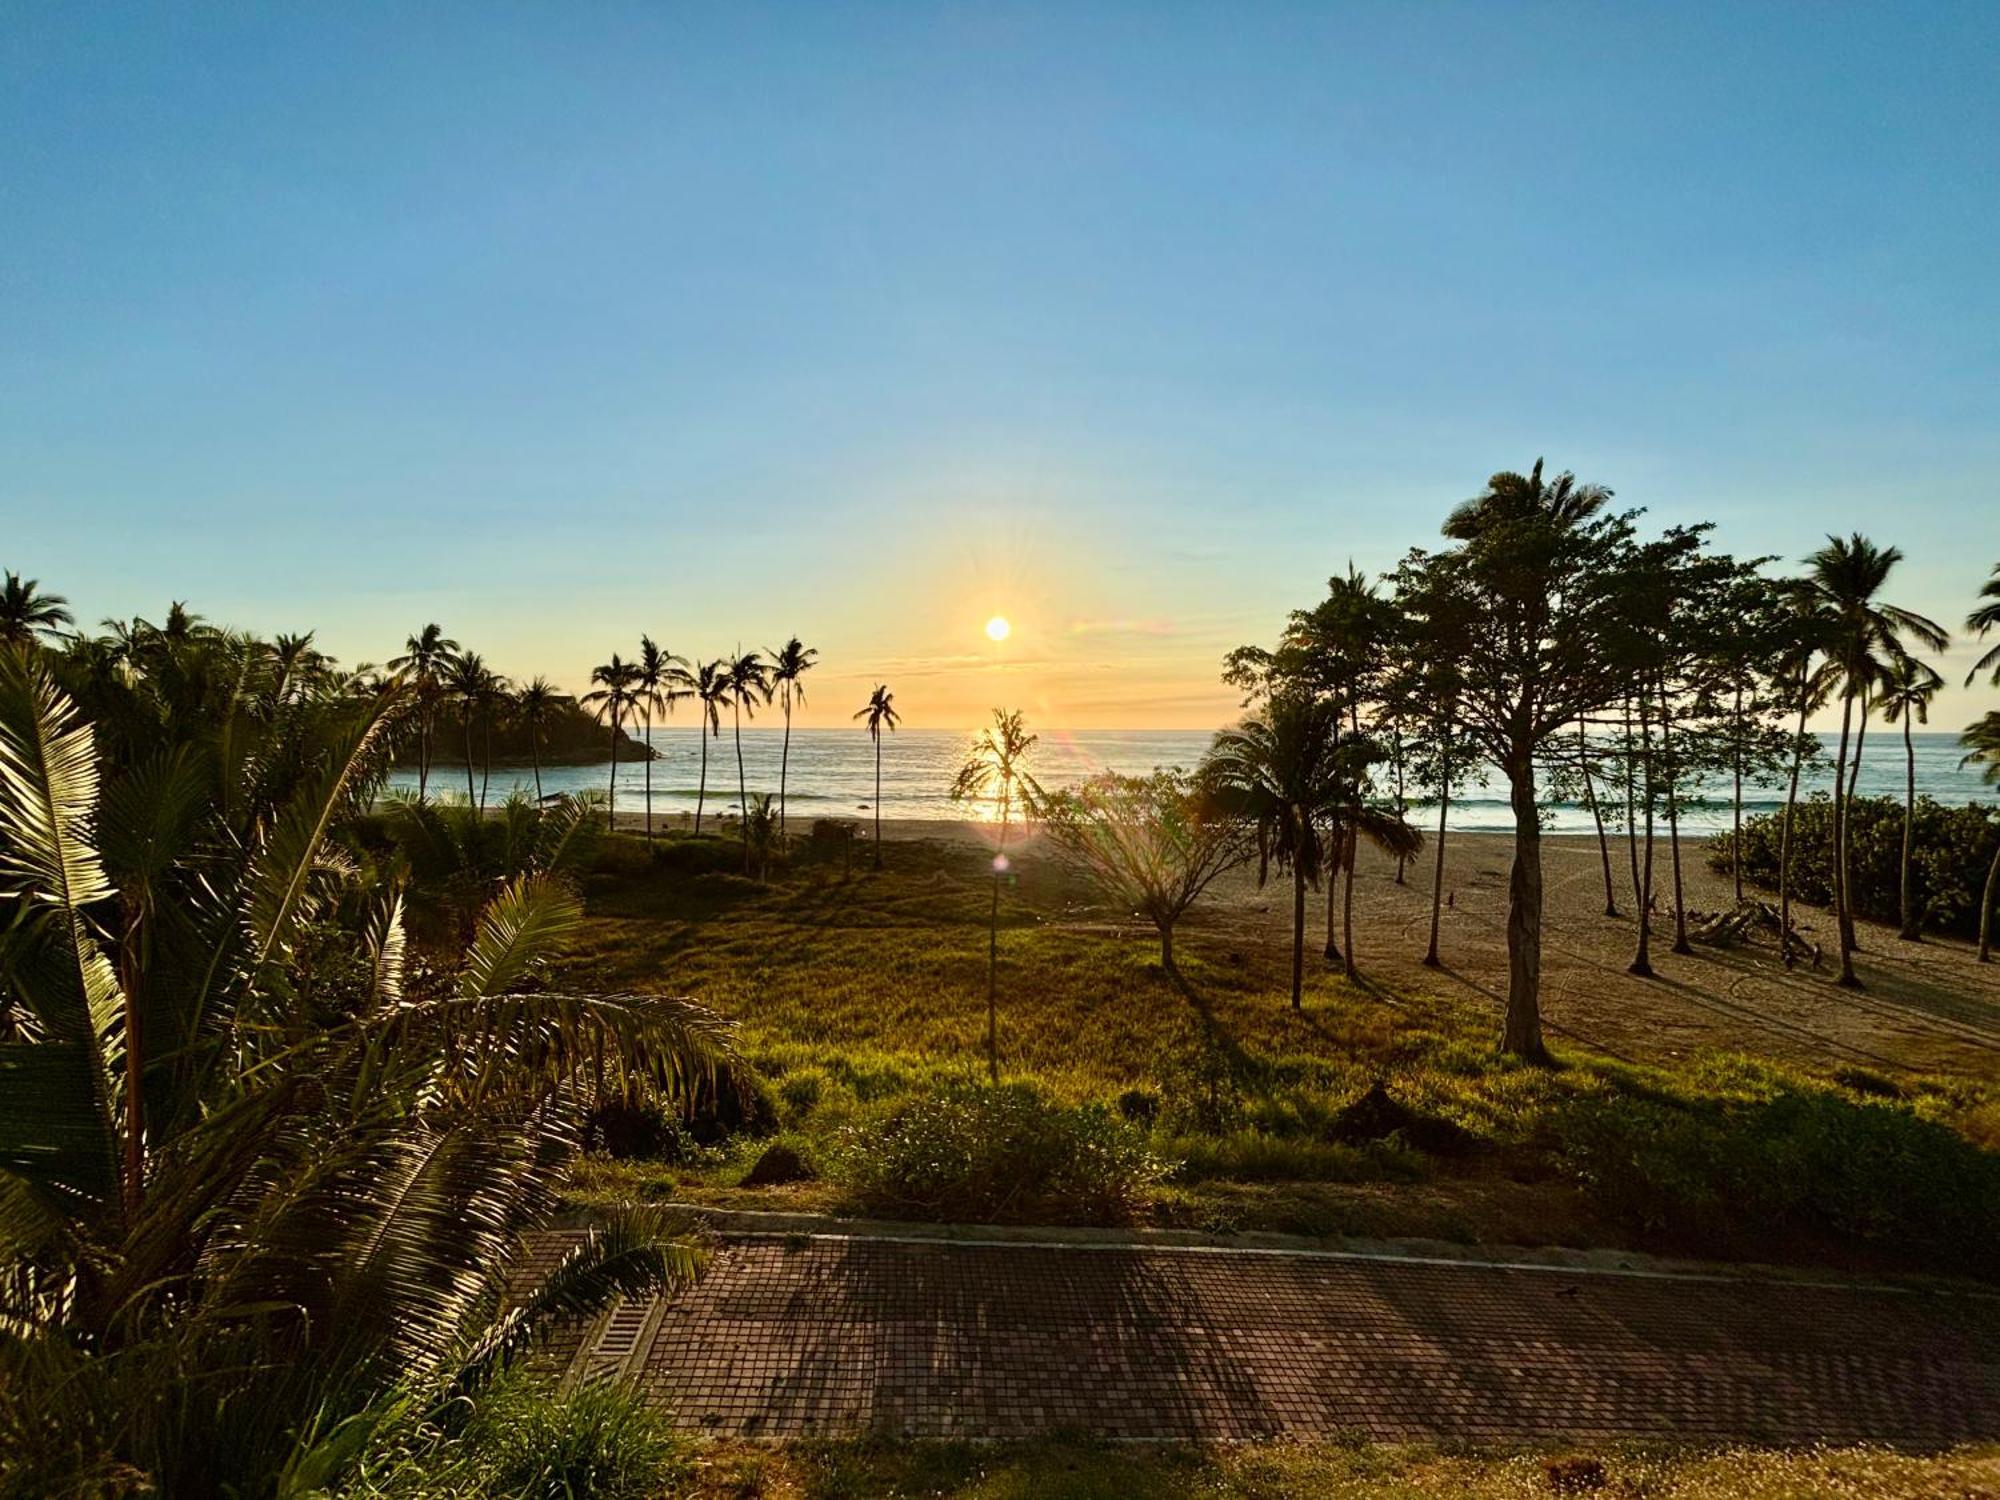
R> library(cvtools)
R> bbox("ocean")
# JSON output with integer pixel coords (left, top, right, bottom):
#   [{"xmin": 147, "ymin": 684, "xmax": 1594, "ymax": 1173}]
[{"xmin": 382, "ymin": 727, "xmax": 1996, "ymax": 834}]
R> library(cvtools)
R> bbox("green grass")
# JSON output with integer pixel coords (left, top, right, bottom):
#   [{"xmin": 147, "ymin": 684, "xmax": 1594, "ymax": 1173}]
[{"xmin": 556, "ymin": 832, "xmax": 1999, "ymax": 1275}]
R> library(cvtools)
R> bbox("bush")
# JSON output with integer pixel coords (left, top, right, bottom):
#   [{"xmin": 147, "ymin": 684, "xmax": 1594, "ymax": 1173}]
[
  {"xmin": 1553, "ymin": 1086, "xmax": 2000, "ymax": 1272},
  {"xmin": 464, "ymin": 1379, "xmax": 686, "ymax": 1500},
  {"xmin": 1714, "ymin": 793, "xmax": 2000, "ymax": 939},
  {"xmin": 834, "ymin": 1083, "xmax": 1166, "ymax": 1224}
]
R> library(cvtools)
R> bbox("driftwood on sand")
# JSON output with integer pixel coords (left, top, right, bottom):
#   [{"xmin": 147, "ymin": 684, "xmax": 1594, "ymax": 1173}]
[{"xmin": 1687, "ymin": 899, "xmax": 1821, "ymax": 967}]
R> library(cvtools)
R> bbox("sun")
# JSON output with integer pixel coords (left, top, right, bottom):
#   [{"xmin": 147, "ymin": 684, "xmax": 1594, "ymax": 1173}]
[{"xmin": 985, "ymin": 615, "xmax": 1011, "ymax": 642}]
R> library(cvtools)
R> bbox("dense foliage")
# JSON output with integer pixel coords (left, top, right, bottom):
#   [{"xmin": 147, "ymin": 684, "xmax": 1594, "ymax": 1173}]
[{"xmin": 1713, "ymin": 794, "xmax": 2000, "ymax": 940}]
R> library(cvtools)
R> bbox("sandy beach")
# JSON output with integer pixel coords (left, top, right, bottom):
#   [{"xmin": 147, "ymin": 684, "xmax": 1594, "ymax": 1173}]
[{"xmin": 612, "ymin": 809, "xmax": 2000, "ymax": 1078}]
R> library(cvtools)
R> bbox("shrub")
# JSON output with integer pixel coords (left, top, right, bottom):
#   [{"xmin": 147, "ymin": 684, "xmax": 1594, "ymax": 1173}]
[
  {"xmin": 834, "ymin": 1083, "xmax": 1166, "ymax": 1224},
  {"xmin": 1714, "ymin": 793, "xmax": 2000, "ymax": 939},
  {"xmin": 463, "ymin": 1379, "xmax": 686, "ymax": 1500},
  {"xmin": 1553, "ymin": 1086, "xmax": 2000, "ymax": 1271}
]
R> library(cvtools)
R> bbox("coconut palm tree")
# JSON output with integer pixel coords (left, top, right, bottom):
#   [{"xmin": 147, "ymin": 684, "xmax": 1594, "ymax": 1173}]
[
  {"xmin": 443, "ymin": 651, "xmax": 499, "ymax": 810},
  {"xmin": 1205, "ymin": 697, "xmax": 1340, "ymax": 1011},
  {"xmin": 724, "ymin": 650, "xmax": 771, "ymax": 871},
  {"xmin": 769, "ymin": 636, "xmax": 818, "ymax": 838},
  {"xmin": 0, "ymin": 570, "xmax": 73, "ymax": 648},
  {"xmin": 1961, "ymin": 713, "xmax": 2000, "ymax": 963},
  {"xmin": 635, "ymin": 636, "xmax": 690, "ymax": 845},
  {"xmin": 1967, "ymin": 563, "xmax": 2000, "ymax": 687},
  {"xmin": 855, "ymin": 683, "xmax": 900, "ymax": 868},
  {"xmin": 1801, "ymin": 535, "xmax": 1949, "ymax": 986},
  {"xmin": 581, "ymin": 653, "xmax": 638, "ymax": 826},
  {"xmin": 1878, "ymin": 651, "xmax": 1945, "ymax": 940},
  {"xmin": 691, "ymin": 659, "xmax": 729, "ymax": 834},
  {"xmin": 389, "ymin": 623, "xmax": 459, "ymax": 802},
  {"xmin": 950, "ymin": 709, "xmax": 1039, "ymax": 1082},
  {"xmin": 513, "ymin": 675, "xmax": 562, "ymax": 803}
]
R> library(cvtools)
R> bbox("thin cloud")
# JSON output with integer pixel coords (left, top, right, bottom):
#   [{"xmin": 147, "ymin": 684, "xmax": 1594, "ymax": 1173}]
[{"xmin": 1067, "ymin": 617, "xmax": 1177, "ymax": 638}]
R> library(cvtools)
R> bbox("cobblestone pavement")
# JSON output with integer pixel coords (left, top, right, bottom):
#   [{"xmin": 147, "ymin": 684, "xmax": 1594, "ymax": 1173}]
[{"xmin": 573, "ymin": 1233, "xmax": 2000, "ymax": 1443}]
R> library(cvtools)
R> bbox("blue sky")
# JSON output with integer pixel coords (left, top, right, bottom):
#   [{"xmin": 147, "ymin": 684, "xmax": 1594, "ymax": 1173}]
[{"xmin": 4, "ymin": 2, "xmax": 1995, "ymax": 726}]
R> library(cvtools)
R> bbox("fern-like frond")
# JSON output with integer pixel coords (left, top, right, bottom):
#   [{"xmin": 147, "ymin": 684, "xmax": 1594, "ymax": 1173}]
[{"xmin": 458, "ymin": 874, "xmax": 580, "ymax": 1002}]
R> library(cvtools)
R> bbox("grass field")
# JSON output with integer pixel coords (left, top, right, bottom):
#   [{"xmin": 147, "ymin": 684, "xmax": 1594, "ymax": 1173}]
[{"xmin": 555, "ymin": 830, "xmax": 1998, "ymax": 1277}]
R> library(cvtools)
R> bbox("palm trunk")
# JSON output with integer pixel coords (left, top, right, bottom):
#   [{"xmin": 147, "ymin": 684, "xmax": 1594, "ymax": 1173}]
[
  {"xmin": 1832, "ymin": 689, "xmax": 1859, "ymax": 986},
  {"xmin": 479, "ymin": 712, "xmax": 491, "ymax": 814},
  {"xmin": 119, "ymin": 906, "xmax": 144, "ymax": 1221},
  {"xmin": 734, "ymin": 700, "xmax": 750, "ymax": 873},
  {"xmin": 1579, "ymin": 718, "xmax": 1617, "ymax": 916},
  {"xmin": 1978, "ymin": 837, "xmax": 1999, "ymax": 963},
  {"xmin": 417, "ymin": 709, "xmax": 431, "ymax": 803},
  {"xmin": 1502, "ymin": 755, "xmax": 1546, "ymax": 1059},
  {"xmin": 643, "ymin": 704, "xmax": 654, "ymax": 844},
  {"xmin": 463, "ymin": 713, "xmax": 477, "ymax": 809},
  {"xmin": 1899, "ymin": 710, "xmax": 1919, "ymax": 940},
  {"xmin": 1392, "ymin": 728, "xmax": 1407, "ymax": 885},
  {"xmin": 532, "ymin": 732, "xmax": 543, "ymax": 804},
  {"xmin": 694, "ymin": 726, "xmax": 709, "ymax": 834},
  {"xmin": 606, "ymin": 706, "xmax": 620, "ymax": 827},
  {"xmin": 872, "ymin": 733, "xmax": 883, "ymax": 870},
  {"xmin": 1423, "ymin": 725, "xmax": 1450, "ymax": 969},
  {"xmin": 1731, "ymin": 684, "xmax": 1745, "ymax": 905},
  {"xmin": 1341, "ymin": 822, "xmax": 1358, "ymax": 979},
  {"xmin": 987, "ymin": 794, "xmax": 1010, "ymax": 1080},
  {"xmin": 1290, "ymin": 856, "xmax": 1306, "ymax": 1010},
  {"xmin": 1322, "ymin": 825, "xmax": 1342, "ymax": 962},
  {"xmin": 1629, "ymin": 688, "xmax": 1656, "ymax": 978},
  {"xmin": 1662, "ymin": 682, "xmax": 1689, "ymax": 956},
  {"xmin": 1778, "ymin": 672, "xmax": 1809, "ymax": 969},
  {"xmin": 1623, "ymin": 698, "xmax": 1643, "ymax": 916},
  {"xmin": 780, "ymin": 687, "xmax": 793, "ymax": 840}
]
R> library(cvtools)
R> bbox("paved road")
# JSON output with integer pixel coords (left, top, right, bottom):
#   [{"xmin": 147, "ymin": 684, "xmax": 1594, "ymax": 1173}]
[{"xmin": 565, "ymin": 1232, "xmax": 2000, "ymax": 1443}]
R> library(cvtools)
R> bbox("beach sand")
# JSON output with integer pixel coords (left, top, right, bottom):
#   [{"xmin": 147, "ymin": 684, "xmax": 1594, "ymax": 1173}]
[{"xmin": 609, "ymin": 809, "xmax": 2000, "ymax": 1077}]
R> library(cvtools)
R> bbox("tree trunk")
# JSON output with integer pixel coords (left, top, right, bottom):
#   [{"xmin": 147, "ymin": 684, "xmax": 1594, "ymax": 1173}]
[
  {"xmin": 734, "ymin": 701, "xmax": 750, "ymax": 873},
  {"xmin": 1159, "ymin": 920, "xmax": 1175, "ymax": 972},
  {"xmin": 1578, "ymin": 718, "xmax": 1617, "ymax": 916},
  {"xmin": 1846, "ymin": 697, "xmax": 1869, "ymax": 955},
  {"xmin": 1290, "ymin": 857, "xmax": 1306, "ymax": 1010},
  {"xmin": 1424, "ymin": 735, "xmax": 1450, "ymax": 969},
  {"xmin": 119, "ymin": 905, "xmax": 144, "ymax": 1221},
  {"xmin": 1731, "ymin": 684, "xmax": 1745, "ymax": 904},
  {"xmin": 1778, "ymin": 680, "xmax": 1809, "ymax": 970},
  {"xmin": 694, "ymin": 727, "xmax": 708, "ymax": 834},
  {"xmin": 1662, "ymin": 681, "xmax": 1690, "ymax": 956},
  {"xmin": 1322, "ymin": 825, "xmax": 1342, "ymax": 962},
  {"xmin": 1629, "ymin": 688, "xmax": 1656, "ymax": 977},
  {"xmin": 605, "ymin": 706, "xmax": 619, "ymax": 827},
  {"xmin": 780, "ymin": 687, "xmax": 793, "ymax": 840},
  {"xmin": 1900, "ymin": 711, "xmax": 1920, "ymax": 940},
  {"xmin": 1341, "ymin": 822, "xmax": 1358, "ymax": 979},
  {"xmin": 1979, "ymin": 837, "xmax": 1999, "ymax": 963},
  {"xmin": 417, "ymin": 710, "xmax": 431, "ymax": 803},
  {"xmin": 463, "ymin": 714, "xmax": 477, "ymax": 809},
  {"xmin": 1392, "ymin": 728, "xmax": 1407, "ymax": 885},
  {"xmin": 1502, "ymin": 757, "xmax": 1546, "ymax": 1059},
  {"xmin": 1832, "ymin": 689, "xmax": 1859, "ymax": 986},
  {"xmin": 642, "ymin": 704, "xmax": 654, "ymax": 844},
  {"xmin": 872, "ymin": 734, "xmax": 883, "ymax": 870},
  {"xmin": 988, "ymin": 804, "xmax": 1009, "ymax": 1080},
  {"xmin": 532, "ymin": 733, "xmax": 543, "ymax": 804},
  {"xmin": 480, "ymin": 712, "xmax": 492, "ymax": 815},
  {"xmin": 1623, "ymin": 697, "xmax": 1643, "ymax": 917}
]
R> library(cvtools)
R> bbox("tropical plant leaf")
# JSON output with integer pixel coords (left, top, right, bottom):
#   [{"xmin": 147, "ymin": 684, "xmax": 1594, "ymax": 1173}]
[{"xmin": 458, "ymin": 874, "xmax": 580, "ymax": 1002}]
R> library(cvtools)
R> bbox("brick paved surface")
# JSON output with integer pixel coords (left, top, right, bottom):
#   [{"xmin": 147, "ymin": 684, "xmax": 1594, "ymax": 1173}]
[{"xmin": 586, "ymin": 1233, "xmax": 2000, "ymax": 1442}]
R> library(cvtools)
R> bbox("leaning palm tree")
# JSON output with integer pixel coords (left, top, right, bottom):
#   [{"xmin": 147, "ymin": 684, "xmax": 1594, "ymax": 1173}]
[
  {"xmin": 769, "ymin": 636, "xmax": 818, "ymax": 838},
  {"xmin": 1878, "ymin": 651, "xmax": 1944, "ymax": 940},
  {"xmin": 0, "ymin": 569, "xmax": 73, "ymax": 648},
  {"xmin": 855, "ymin": 683, "xmax": 900, "ymax": 868},
  {"xmin": 1801, "ymin": 535, "xmax": 1949, "ymax": 986},
  {"xmin": 1205, "ymin": 697, "xmax": 1338, "ymax": 1010},
  {"xmin": 691, "ymin": 659, "xmax": 729, "ymax": 834},
  {"xmin": 1967, "ymin": 563, "xmax": 2000, "ymax": 687},
  {"xmin": 1961, "ymin": 713, "xmax": 2000, "ymax": 963},
  {"xmin": 950, "ymin": 709, "xmax": 1039, "ymax": 1082},
  {"xmin": 513, "ymin": 675, "xmax": 562, "ymax": 802},
  {"xmin": 634, "ymin": 635, "xmax": 690, "ymax": 845},
  {"xmin": 724, "ymin": 650, "xmax": 771, "ymax": 871},
  {"xmin": 581, "ymin": 653, "xmax": 638, "ymax": 827},
  {"xmin": 389, "ymin": 623, "xmax": 459, "ymax": 802}
]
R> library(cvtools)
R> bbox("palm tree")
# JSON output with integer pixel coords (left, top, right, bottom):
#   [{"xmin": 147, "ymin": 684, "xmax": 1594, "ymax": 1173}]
[
  {"xmin": 724, "ymin": 650, "xmax": 771, "ymax": 871},
  {"xmin": 389, "ymin": 623, "xmax": 459, "ymax": 802},
  {"xmin": 692, "ymin": 659, "xmax": 729, "ymax": 834},
  {"xmin": 950, "ymin": 709, "xmax": 1039, "ymax": 1082},
  {"xmin": 770, "ymin": 636, "xmax": 818, "ymax": 838},
  {"xmin": 1967, "ymin": 563, "xmax": 2000, "ymax": 687},
  {"xmin": 635, "ymin": 636, "xmax": 690, "ymax": 845},
  {"xmin": 855, "ymin": 683, "xmax": 900, "ymax": 868},
  {"xmin": 513, "ymin": 675, "xmax": 562, "ymax": 803},
  {"xmin": 443, "ymin": 651, "xmax": 500, "ymax": 810},
  {"xmin": 0, "ymin": 570, "xmax": 73, "ymax": 648},
  {"xmin": 1961, "ymin": 713, "xmax": 2000, "ymax": 963},
  {"xmin": 1801, "ymin": 535, "xmax": 1949, "ymax": 986},
  {"xmin": 1205, "ymin": 698, "xmax": 1339, "ymax": 1010},
  {"xmin": 582, "ymin": 653, "xmax": 638, "ymax": 826},
  {"xmin": 1878, "ymin": 651, "xmax": 1944, "ymax": 940},
  {"xmin": 1442, "ymin": 456, "xmax": 1610, "ymax": 540}
]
